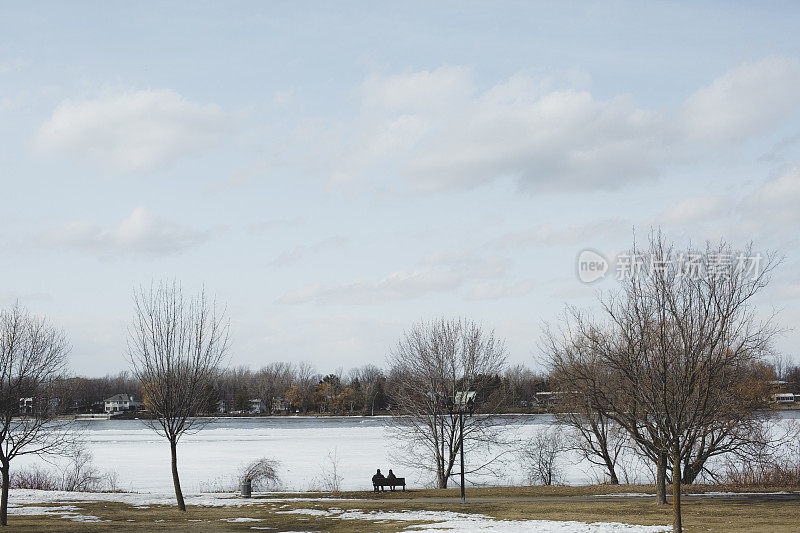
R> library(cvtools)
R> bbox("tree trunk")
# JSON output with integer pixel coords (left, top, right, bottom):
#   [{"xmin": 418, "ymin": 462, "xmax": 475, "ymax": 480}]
[
  {"xmin": 682, "ymin": 459, "xmax": 702, "ymax": 485},
  {"xmin": 436, "ymin": 455, "xmax": 448, "ymax": 489},
  {"xmin": 170, "ymin": 439, "xmax": 186, "ymax": 511},
  {"xmin": 672, "ymin": 452, "xmax": 682, "ymax": 533},
  {"xmin": 608, "ymin": 466, "xmax": 619, "ymax": 485},
  {"xmin": 1, "ymin": 463, "xmax": 9, "ymax": 526},
  {"xmin": 656, "ymin": 451, "xmax": 667, "ymax": 505},
  {"xmin": 602, "ymin": 451, "xmax": 619, "ymax": 485}
]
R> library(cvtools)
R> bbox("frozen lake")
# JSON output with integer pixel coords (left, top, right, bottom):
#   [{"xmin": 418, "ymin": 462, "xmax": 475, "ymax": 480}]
[{"xmin": 15, "ymin": 413, "xmax": 800, "ymax": 494}]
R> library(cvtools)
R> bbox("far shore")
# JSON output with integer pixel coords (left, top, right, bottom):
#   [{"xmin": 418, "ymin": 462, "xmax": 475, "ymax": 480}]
[{"xmin": 60, "ymin": 405, "xmax": 800, "ymax": 421}]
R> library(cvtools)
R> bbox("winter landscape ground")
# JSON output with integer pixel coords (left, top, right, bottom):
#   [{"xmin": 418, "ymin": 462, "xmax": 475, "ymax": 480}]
[
  {"xmin": 7, "ymin": 415, "xmax": 800, "ymax": 531},
  {"xmin": 8, "ymin": 485, "xmax": 800, "ymax": 532}
]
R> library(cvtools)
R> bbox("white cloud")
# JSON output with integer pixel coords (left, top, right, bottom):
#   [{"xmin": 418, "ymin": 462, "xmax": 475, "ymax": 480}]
[
  {"xmin": 279, "ymin": 268, "xmax": 462, "ymax": 305},
  {"xmin": 745, "ymin": 166, "xmax": 800, "ymax": 209},
  {"xmin": 331, "ymin": 68, "xmax": 670, "ymax": 192},
  {"xmin": 743, "ymin": 165, "xmax": 800, "ymax": 225},
  {"xmin": 360, "ymin": 66, "xmax": 474, "ymax": 112},
  {"xmin": 405, "ymin": 89, "xmax": 668, "ymax": 193},
  {"xmin": 298, "ymin": 57, "xmax": 800, "ymax": 195},
  {"xmin": 34, "ymin": 89, "xmax": 230, "ymax": 173},
  {"xmin": 467, "ymin": 280, "xmax": 535, "ymax": 300},
  {"xmin": 38, "ymin": 206, "xmax": 211, "ymax": 255},
  {"xmin": 644, "ymin": 165, "xmax": 800, "ymax": 241},
  {"xmin": 680, "ymin": 56, "xmax": 800, "ymax": 145}
]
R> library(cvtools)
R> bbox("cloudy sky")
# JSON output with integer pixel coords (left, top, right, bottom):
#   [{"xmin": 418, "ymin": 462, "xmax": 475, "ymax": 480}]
[{"xmin": 2, "ymin": 1, "xmax": 800, "ymax": 375}]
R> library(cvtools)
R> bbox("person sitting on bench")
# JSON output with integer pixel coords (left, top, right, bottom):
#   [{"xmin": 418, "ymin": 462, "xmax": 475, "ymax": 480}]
[
  {"xmin": 386, "ymin": 469, "xmax": 398, "ymax": 491},
  {"xmin": 372, "ymin": 469, "xmax": 386, "ymax": 492}
]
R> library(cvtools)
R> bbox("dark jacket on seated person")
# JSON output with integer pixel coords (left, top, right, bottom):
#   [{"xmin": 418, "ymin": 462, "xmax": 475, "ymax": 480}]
[{"xmin": 372, "ymin": 471, "xmax": 385, "ymax": 485}]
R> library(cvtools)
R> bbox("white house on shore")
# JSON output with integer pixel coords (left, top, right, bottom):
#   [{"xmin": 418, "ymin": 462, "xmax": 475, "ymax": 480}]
[
  {"xmin": 104, "ymin": 394, "xmax": 141, "ymax": 413},
  {"xmin": 773, "ymin": 392, "xmax": 796, "ymax": 403}
]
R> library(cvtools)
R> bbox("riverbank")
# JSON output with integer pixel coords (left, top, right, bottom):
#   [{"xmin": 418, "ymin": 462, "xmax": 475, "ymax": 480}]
[
  {"xmin": 7, "ymin": 484, "xmax": 800, "ymax": 532},
  {"xmin": 61, "ymin": 404, "xmax": 800, "ymax": 421}
]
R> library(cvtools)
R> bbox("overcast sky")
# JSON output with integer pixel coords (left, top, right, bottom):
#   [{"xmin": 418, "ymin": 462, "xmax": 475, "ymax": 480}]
[{"xmin": 2, "ymin": 1, "xmax": 800, "ymax": 376}]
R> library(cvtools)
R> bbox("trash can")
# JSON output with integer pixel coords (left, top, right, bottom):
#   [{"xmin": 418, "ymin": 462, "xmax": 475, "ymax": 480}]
[{"xmin": 241, "ymin": 478, "xmax": 252, "ymax": 498}]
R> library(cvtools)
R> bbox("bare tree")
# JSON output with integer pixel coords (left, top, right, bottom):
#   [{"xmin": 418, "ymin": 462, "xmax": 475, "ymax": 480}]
[
  {"xmin": 502, "ymin": 364, "xmax": 544, "ymax": 410},
  {"xmin": 561, "ymin": 407, "xmax": 626, "ymax": 484},
  {"xmin": 546, "ymin": 340, "xmax": 626, "ymax": 485},
  {"xmin": 522, "ymin": 426, "xmax": 567, "ymax": 486},
  {"xmin": 548, "ymin": 233, "xmax": 778, "ymax": 532},
  {"xmin": 0, "ymin": 304, "xmax": 71, "ymax": 526},
  {"xmin": 284, "ymin": 361, "xmax": 319, "ymax": 414},
  {"xmin": 314, "ymin": 448, "xmax": 343, "ymax": 492},
  {"xmin": 388, "ymin": 318, "xmax": 507, "ymax": 488},
  {"xmin": 350, "ymin": 364, "xmax": 386, "ymax": 415},
  {"xmin": 127, "ymin": 282, "xmax": 229, "ymax": 511},
  {"xmin": 253, "ymin": 362, "xmax": 293, "ymax": 413}
]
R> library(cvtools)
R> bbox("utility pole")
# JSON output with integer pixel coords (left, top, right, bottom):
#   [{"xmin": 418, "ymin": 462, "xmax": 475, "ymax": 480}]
[
  {"xmin": 449, "ymin": 391, "xmax": 475, "ymax": 504},
  {"xmin": 459, "ymin": 410, "xmax": 465, "ymax": 503}
]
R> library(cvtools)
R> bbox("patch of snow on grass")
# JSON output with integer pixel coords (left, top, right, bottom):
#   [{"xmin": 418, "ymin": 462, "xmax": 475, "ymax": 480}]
[
  {"xmin": 281, "ymin": 507, "xmax": 672, "ymax": 532},
  {"xmin": 7, "ymin": 503, "xmax": 106, "ymax": 522}
]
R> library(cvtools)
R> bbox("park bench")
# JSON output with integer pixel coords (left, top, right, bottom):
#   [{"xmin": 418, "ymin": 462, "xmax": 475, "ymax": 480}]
[{"xmin": 373, "ymin": 477, "xmax": 406, "ymax": 491}]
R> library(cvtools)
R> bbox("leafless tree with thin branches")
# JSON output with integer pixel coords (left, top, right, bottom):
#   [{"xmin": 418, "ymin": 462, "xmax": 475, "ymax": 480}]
[
  {"xmin": 0, "ymin": 304, "xmax": 72, "ymax": 526},
  {"xmin": 521, "ymin": 426, "xmax": 567, "ymax": 486},
  {"xmin": 253, "ymin": 362, "xmax": 293, "ymax": 413},
  {"xmin": 546, "ymin": 339, "xmax": 627, "ymax": 485},
  {"xmin": 127, "ymin": 281, "xmax": 229, "ymax": 511},
  {"xmin": 546, "ymin": 231, "xmax": 779, "ymax": 533},
  {"xmin": 388, "ymin": 318, "xmax": 507, "ymax": 488}
]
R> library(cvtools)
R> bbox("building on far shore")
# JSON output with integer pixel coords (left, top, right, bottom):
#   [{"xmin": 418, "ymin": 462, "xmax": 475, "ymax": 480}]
[
  {"xmin": 773, "ymin": 392, "xmax": 796, "ymax": 403},
  {"xmin": 214, "ymin": 399, "xmax": 226, "ymax": 414},
  {"xmin": 770, "ymin": 380, "xmax": 798, "ymax": 404},
  {"xmin": 104, "ymin": 394, "xmax": 142, "ymax": 413},
  {"xmin": 18, "ymin": 397, "xmax": 59, "ymax": 415},
  {"xmin": 272, "ymin": 397, "xmax": 289, "ymax": 414},
  {"xmin": 249, "ymin": 398, "xmax": 266, "ymax": 414}
]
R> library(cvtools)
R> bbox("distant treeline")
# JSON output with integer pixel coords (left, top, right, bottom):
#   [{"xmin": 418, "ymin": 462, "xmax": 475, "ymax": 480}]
[{"xmin": 52, "ymin": 362, "xmax": 555, "ymax": 416}]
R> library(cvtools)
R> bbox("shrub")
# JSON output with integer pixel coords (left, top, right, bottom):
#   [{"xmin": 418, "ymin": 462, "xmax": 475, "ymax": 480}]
[{"xmin": 237, "ymin": 457, "xmax": 281, "ymax": 491}]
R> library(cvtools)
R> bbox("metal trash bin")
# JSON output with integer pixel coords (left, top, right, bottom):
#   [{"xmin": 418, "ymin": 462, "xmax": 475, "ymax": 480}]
[{"xmin": 241, "ymin": 478, "xmax": 252, "ymax": 498}]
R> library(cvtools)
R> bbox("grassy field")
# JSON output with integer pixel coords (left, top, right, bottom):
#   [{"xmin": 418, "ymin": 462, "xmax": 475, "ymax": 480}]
[{"xmin": 8, "ymin": 484, "xmax": 800, "ymax": 532}]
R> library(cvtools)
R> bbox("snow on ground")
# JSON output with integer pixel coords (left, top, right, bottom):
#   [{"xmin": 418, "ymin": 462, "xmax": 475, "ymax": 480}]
[
  {"xmin": 278, "ymin": 508, "xmax": 672, "ymax": 532},
  {"xmin": 7, "ymin": 489, "xmax": 359, "ymax": 510},
  {"xmin": 6, "ymin": 502, "xmax": 107, "ymax": 522},
  {"xmin": 7, "ymin": 489, "xmax": 254, "ymax": 510},
  {"xmin": 8, "ymin": 490, "xmax": 671, "ymax": 532}
]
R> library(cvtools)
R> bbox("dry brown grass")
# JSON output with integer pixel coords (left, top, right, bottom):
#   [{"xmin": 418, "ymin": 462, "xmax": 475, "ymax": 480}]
[{"xmin": 6, "ymin": 484, "xmax": 800, "ymax": 532}]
